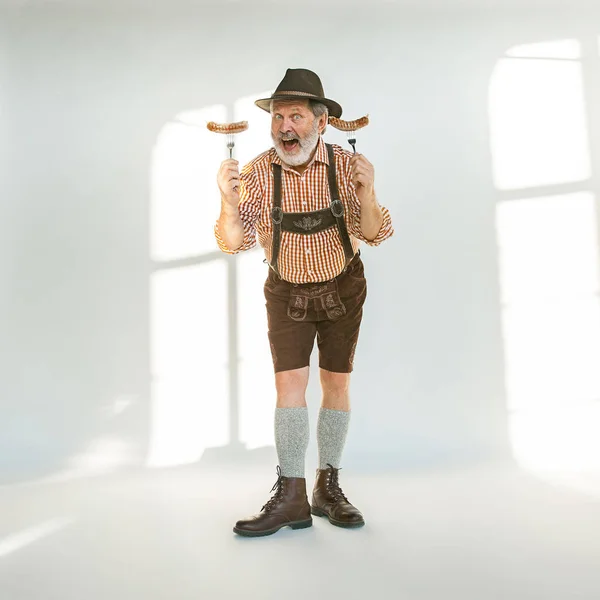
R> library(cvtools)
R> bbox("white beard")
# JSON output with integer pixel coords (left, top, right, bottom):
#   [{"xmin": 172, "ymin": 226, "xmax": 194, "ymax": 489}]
[{"xmin": 272, "ymin": 120, "xmax": 321, "ymax": 167}]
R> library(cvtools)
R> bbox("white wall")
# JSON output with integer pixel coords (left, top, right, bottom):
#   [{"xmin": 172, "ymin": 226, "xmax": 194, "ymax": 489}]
[{"xmin": 1, "ymin": 3, "xmax": 598, "ymax": 481}]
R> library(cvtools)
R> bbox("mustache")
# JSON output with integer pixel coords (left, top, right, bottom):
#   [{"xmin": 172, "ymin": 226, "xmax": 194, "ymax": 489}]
[{"xmin": 276, "ymin": 133, "xmax": 300, "ymax": 142}]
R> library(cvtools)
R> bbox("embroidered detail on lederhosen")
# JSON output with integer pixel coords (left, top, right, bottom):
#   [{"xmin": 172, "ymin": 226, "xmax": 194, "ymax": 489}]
[{"xmin": 287, "ymin": 279, "xmax": 347, "ymax": 322}]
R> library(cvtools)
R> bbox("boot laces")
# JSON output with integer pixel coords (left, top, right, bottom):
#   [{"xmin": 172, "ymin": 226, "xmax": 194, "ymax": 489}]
[
  {"xmin": 261, "ymin": 466, "xmax": 286, "ymax": 513},
  {"xmin": 326, "ymin": 463, "xmax": 348, "ymax": 502}
]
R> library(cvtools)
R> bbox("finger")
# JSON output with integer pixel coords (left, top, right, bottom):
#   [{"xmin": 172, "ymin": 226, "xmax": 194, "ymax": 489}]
[
  {"xmin": 220, "ymin": 170, "xmax": 240, "ymax": 183},
  {"xmin": 350, "ymin": 161, "xmax": 369, "ymax": 176},
  {"xmin": 221, "ymin": 166, "xmax": 240, "ymax": 176},
  {"xmin": 354, "ymin": 163, "xmax": 374, "ymax": 178},
  {"xmin": 355, "ymin": 160, "xmax": 372, "ymax": 173},
  {"xmin": 219, "ymin": 165, "xmax": 240, "ymax": 177},
  {"xmin": 351, "ymin": 154, "xmax": 372, "ymax": 168},
  {"xmin": 353, "ymin": 174, "xmax": 371, "ymax": 188},
  {"xmin": 219, "ymin": 174, "xmax": 240, "ymax": 187}
]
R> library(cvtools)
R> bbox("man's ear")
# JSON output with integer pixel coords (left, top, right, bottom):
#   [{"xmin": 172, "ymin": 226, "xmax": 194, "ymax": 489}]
[{"xmin": 319, "ymin": 113, "xmax": 328, "ymax": 134}]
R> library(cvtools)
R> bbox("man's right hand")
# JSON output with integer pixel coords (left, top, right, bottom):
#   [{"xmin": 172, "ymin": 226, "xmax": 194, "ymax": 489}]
[{"xmin": 217, "ymin": 159, "xmax": 241, "ymax": 208}]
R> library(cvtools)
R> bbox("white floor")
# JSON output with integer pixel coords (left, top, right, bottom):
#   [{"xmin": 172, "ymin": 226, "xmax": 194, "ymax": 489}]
[{"xmin": 1, "ymin": 462, "xmax": 599, "ymax": 600}]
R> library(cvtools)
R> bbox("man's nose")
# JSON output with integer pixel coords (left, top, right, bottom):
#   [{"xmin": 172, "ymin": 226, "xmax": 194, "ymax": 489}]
[{"xmin": 280, "ymin": 116, "xmax": 295, "ymax": 131}]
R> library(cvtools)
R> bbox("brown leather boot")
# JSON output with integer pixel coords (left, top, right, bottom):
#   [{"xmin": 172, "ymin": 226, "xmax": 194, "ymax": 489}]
[
  {"xmin": 311, "ymin": 463, "xmax": 365, "ymax": 528},
  {"xmin": 233, "ymin": 466, "xmax": 313, "ymax": 537}
]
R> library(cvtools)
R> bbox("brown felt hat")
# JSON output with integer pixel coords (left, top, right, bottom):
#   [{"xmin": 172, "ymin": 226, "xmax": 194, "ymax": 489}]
[{"xmin": 254, "ymin": 68, "xmax": 342, "ymax": 118}]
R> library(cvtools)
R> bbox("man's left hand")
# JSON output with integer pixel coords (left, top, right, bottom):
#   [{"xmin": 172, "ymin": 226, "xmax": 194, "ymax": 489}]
[{"xmin": 350, "ymin": 154, "xmax": 376, "ymax": 204}]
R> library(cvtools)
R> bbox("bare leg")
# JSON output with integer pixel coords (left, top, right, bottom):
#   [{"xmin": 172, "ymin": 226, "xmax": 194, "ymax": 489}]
[
  {"xmin": 319, "ymin": 368, "xmax": 351, "ymax": 411},
  {"xmin": 275, "ymin": 366, "xmax": 310, "ymax": 408}
]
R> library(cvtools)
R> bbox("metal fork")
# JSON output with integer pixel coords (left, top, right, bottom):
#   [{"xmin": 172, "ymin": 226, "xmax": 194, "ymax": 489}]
[
  {"xmin": 226, "ymin": 133, "xmax": 235, "ymax": 159},
  {"xmin": 346, "ymin": 130, "xmax": 357, "ymax": 154}
]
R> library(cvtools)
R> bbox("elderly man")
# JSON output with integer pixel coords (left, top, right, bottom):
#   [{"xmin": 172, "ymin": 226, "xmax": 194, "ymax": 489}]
[{"xmin": 215, "ymin": 68, "xmax": 393, "ymax": 537}]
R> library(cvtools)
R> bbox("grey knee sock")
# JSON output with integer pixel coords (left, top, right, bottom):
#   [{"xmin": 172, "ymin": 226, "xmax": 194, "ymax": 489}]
[
  {"xmin": 275, "ymin": 407, "xmax": 310, "ymax": 478},
  {"xmin": 317, "ymin": 408, "xmax": 351, "ymax": 470}
]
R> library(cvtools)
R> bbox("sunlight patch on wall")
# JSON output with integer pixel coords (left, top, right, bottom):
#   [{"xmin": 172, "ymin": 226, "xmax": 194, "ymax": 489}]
[
  {"xmin": 506, "ymin": 39, "xmax": 581, "ymax": 59},
  {"xmin": 510, "ymin": 405, "xmax": 600, "ymax": 475},
  {"xmin": 497, "ymin": 201, "xmax": 600, "ymax": 420},
  {"xmin": 234, "ymin": 91, "xmax": 277, "ymax": 450},
  {"xmin": 151, "ymin": 104, "xmax": 226, "ymax": 262},
  {"xmin": 502, "ymin": 296, "xmax": 600, "ymax": 411},
  {"xmin": 237, "ymin": 250, "xmax": 274, "ymax": 450},
  {"xmin": 489, "ymin": 59, "xmax": 590, "ymax": 189},
  {"xmin": 491, "ymin": 39, "xmax": 600, "ymax": 481},
  {"xmin": 148, "ymin": 263, "xmax": 229, "ymax": 467},
  {"xmin": 496, "ymin": 195, "xmax": 600, "ymax": 471},
  {"xmin": 496, "ymin": 193, "xmax": 599, "ymax": 305}
]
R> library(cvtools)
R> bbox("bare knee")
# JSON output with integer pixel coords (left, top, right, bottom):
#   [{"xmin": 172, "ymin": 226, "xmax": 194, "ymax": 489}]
[
  {"xmin": 320, "ymin": 369, "xmax": 350, "ymax": 410},
  {"xmin": 275, "ymin": 367, "xmax": 309, "ymax": 408},
  {"xmin": 320, "ymin": 369, "xmax": 350, "ymax": 395}
]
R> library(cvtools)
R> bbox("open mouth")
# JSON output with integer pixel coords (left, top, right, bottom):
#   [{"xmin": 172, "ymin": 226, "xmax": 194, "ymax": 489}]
[{"xmin": 281, "ymin": 138, "xmax": 299, "ymax": 152}]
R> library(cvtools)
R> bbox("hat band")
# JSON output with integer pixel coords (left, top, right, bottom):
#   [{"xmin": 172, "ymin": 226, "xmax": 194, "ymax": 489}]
[{"xmin": 273, "ymin": 90, "xmax": 321, "ymax": 99}]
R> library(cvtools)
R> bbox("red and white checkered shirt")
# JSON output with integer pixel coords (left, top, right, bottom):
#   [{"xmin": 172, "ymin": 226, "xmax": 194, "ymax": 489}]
[{"xmin": 214, "ymin": 137, "xmax": 394, "ymax": 283}]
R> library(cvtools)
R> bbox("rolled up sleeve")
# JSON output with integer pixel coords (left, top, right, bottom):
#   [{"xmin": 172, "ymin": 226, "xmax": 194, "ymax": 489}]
[
  {"xmin": 343, "ymin": 158, "xmax": 394, "ymax": 246},
  {"xmin": 214, "ymin": 166, "xmax": 262, "ymax": 254}
]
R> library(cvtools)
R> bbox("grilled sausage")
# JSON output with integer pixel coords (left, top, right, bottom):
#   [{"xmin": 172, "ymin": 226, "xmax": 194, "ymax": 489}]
[
  {"xmin": 206, "ymin": 120, "xmax": 249, "ymax": 134},
  {"xmin": 328, "ymin": 115, "xmax": 369, "ymax": 132}
]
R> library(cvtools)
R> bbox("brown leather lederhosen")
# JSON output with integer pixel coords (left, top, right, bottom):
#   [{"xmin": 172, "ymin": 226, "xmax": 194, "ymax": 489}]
[{"xmin": 268, "ymin": 143, "xmax": 355, "ymax": 279}]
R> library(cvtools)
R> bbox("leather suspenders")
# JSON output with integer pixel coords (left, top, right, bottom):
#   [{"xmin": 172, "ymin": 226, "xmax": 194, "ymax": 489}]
[
  {"xmin": 269, "ymin": 144, "xmax": 355, "ymax": 278},
  {"xmin": 326, "ymin": 144, "xmax": 355, "ymax": 269}
]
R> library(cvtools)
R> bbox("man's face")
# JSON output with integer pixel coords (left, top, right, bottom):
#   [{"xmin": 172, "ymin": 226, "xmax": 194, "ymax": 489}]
[{"xmin": 270, "ymin": 100, "xmax": 325, "ymax": 167}]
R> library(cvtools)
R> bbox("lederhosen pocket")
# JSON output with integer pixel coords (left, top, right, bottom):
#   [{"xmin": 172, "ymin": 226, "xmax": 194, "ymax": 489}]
[{"xmin": 287, "ymin": 280, "xmax": 347, "ymax": 322}]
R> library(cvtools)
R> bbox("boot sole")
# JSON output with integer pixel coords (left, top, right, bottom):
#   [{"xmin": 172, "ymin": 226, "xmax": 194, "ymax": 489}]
[
  {"xmin": 233, "ymin": 518, "xmax": 313, "ymax": 538},
  {"xmin": 310, "ymin": 506, "xmax": 365, "ymax": 528}
]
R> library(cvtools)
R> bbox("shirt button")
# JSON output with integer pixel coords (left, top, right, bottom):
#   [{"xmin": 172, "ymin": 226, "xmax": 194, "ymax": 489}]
[{"xmin": 306, "ymin": 249, "xmax": 311, "ymax": 254}]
